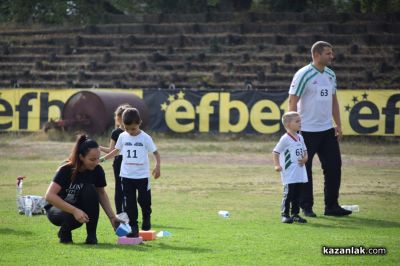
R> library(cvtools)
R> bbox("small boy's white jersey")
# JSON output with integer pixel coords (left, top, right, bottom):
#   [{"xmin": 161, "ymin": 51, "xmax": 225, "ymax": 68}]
[
  {"xmin": 289, "ymin": 63, "xmax": 336, "ymax": 132},
  {"xmin": 273, "ymin": 133, "xmax": 308, "ymax": 185},
  {"xmin": 115, "ymin": 131, "xmax": 157, "ymax": 179}
]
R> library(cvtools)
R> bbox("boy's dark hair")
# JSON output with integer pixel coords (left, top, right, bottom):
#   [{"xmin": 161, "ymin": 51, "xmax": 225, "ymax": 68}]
[{"xmin": 122, "ymin": 107, "xmax": 142, "ymax": 125}]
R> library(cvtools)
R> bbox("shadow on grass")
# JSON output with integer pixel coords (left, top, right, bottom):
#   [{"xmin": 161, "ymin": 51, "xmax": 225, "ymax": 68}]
[
  {"xmin": 154, "ymin": 242, "xmax": 213, "ymax": 253},
  {"xmin": 76, "ymin": 242, "xmax": 148, "ymax": 251},
  {"xmin": 77, "ymin": 241, "xmax": 212, "ymax": 253},
  {"xmin": 307, "ymin": 215, "xmax": 400, "ymax": 229},
  {"xmin": 0, "ymin": 227, "xmax": 34, "ymax": 236},
  {"xmin": 151, "ymin": 224, "xmax": 194, "ymax": 230}
]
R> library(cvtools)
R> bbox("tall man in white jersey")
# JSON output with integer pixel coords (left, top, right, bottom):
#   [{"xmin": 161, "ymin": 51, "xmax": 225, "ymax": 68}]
[{"xmin": 288, "ymin": 41, "xmax": 351, "ymax": 217}]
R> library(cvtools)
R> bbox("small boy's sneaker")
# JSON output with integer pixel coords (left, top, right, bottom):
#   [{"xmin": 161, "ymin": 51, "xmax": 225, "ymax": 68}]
[
  {"xmin": 126, "ymin": 226, "xmax": 139, "ymax": 238},
  {"xmin": 126, "ymin": 232, "xmax": 139, "ymax": 238},
  {"xmin": 292, "ymin": 214, "xmax": 307, "ymax": 223},
  {"xmin": 281, "ymin": 215, "xmax": 293, "ymax": 224}
]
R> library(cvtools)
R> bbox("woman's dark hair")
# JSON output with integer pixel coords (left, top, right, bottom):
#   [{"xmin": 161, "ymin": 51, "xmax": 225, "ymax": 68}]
[
  {"xmin": 115, "ymin": 104, "xmax": 132, "ymax": 117},
  {"xmin": 114, "ymin": 104, "xmax": 132, "ymax": 127},
  {"xmin": 67, "ymin": 134, "xmax": 99, "ymax": 181}
]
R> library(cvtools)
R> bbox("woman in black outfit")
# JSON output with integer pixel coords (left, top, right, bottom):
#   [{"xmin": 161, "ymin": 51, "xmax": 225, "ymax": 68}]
[{"xmin": 45, "ymin": 134, "xmax": 120, "ymax": 244}]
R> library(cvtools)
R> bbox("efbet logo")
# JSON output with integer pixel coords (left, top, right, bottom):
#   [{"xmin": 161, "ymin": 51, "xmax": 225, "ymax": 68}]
[
  {"xmin": 161, "ymin": 91, "xmax": 194, "ymax": 132},
  {"xmin": 341, "ymin": 91, "xmax": 400, "ymax": 135},
  {"xmin": 0, "ymin": 88, "xmax": 143, "ymax": 132},
  {"xmin": 160, "ymin": 91, "xmax": 285, "ymax": 133}
]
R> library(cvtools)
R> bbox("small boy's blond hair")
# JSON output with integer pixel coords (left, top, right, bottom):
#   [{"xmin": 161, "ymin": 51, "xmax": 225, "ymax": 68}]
[{"xmin": 282, "ymin": 111, "xmax": 300, "ymax": 128}]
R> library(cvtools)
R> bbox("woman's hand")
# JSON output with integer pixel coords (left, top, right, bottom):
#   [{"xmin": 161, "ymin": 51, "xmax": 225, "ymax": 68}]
[
  {"xmin": 72, "ymin": 208, "xmax": 89, "ymax": 223},
  {"xmin": 109, "ymin": 216, "xmax": 123, "ymax": 230}
]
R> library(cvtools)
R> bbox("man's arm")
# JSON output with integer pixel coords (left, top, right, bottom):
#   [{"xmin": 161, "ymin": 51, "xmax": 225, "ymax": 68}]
[
  {"xmin": 288, "ymin": 94, "xmax": 299, "ymax": 112},
  {"xmin": 332, "ymin": 94, "xmax": 342, "ymax": 141}
]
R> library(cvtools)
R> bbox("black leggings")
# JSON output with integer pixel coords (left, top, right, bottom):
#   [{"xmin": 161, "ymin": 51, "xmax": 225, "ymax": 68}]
[
  {"xmin": 113, "ymin": 156, "xmax": 124, "ymax": 214},
  {"xmin": 46, "ymin": 184, "xmax": 99, "ymax": 236}
]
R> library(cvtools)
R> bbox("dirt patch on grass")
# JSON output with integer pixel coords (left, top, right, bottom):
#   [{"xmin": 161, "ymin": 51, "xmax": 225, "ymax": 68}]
[
  {"xmin": 162, "ymin": 153, "xmax": 271, "ymax": 166},
  {"xmin": 163, "ymin": 152, "xmax": 400, "ymax": 169},
  {"xmin": 1, "ymin": 137, "xmax": 398, "ymax": 169},
  {"xmin": 343, "ymin": 155, "xmax": 399, "ymax": 168},
  {"xmin": 0, "ymin": 140, "xmax": 72, "ymax": 160}
]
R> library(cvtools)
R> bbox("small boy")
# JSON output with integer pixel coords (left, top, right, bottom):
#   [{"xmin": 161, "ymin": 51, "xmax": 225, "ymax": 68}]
[
  {"xmin": 273, "ymin": 111, "xmax": 308, "ymax": 224},
  {"xmin": 101, "ymin": 108, "xmax": 161, "ymax": 236}
]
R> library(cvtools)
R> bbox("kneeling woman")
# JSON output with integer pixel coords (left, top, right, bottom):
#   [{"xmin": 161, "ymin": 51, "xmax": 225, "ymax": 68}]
[{"xmin": 45, "ymin": 134, "xmax": 120, "ymax": 244}]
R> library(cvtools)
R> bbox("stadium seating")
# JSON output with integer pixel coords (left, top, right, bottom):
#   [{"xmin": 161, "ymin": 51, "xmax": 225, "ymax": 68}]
[{"xmin": 0, "ymin": 12, "xmax": 399, "ymax": 90}]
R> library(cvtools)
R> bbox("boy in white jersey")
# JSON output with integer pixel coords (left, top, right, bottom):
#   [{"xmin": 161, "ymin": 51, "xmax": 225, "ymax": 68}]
[
  {"xmin": 100, "ymin": 108, "xmax": 161, "ymax": 237},
  {"xmin": 273, "ymin": 112, "xmax": 308, "ymax": 223}
]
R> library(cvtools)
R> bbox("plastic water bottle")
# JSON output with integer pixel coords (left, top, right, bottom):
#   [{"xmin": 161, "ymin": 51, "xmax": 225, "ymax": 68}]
[
  {"xmin": 16, "ymin": 177, "xmax": 24, "ymax": 214},
  {"xmin": 341, "ymin": 205, "xmax": 359, "ymax": 212},
  {"xmin": 218, "ymin": 210, "xmax": 230, "ymax": 218},
  {"xmin": 25, "ymin": 196, "xmax": 33, "ymax": 217},
  {"xmin": 16, "ymin": 176, "xmax": 24, "ymax": 196}
]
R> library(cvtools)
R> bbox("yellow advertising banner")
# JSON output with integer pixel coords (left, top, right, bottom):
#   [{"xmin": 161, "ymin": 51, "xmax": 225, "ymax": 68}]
[
  {"xmin": 0, "ymin": 88, "xmax": 399, "ymax": 136},
  {"xmin": 0, "ymin": 88, "xmax": 143, "ymax": 131},
  {"xmin": 338, "ymin": 90, "xmax": 400, "ymax": 136}
]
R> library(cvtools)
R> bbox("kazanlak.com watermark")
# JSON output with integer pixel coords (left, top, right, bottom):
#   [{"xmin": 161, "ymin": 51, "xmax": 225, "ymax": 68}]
[{"xmin": 322, "ymin": 246, "xmax": 387, "ymax": 255}]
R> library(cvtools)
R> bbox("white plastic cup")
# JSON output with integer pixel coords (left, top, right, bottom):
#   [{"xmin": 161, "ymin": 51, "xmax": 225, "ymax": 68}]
[
  {"xmin": 218, "ymin": 210, "xmax": 230, "ymax": 218},
  {"xmin": 156, "ymin": 231, "xmax": 172, "ymax": 237},
  {"xmin": 341, "ymin": 205, "xmax": 359, "ymax": 212},
  {"xmin": 116, "ymin": 212, "xmax": 130, "ymax": 224}
]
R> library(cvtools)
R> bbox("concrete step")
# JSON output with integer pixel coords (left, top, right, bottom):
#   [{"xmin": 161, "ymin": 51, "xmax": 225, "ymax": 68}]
[
  {"xmin": 103, "ymin": 12, "xmax": 400, "ymax": 24},
  {"xmin": 2, "ymin": 21, "xmax": 399, "ymax": 42},
  {"xmin": 2, "ymin": 75, "xmax": 397, "ymax": 90},
  {"xmin": 2, "ymin": 67, "xmax": 395, "ymax": 84},
  {"xmin": 31, "ymin": 33, "xmax": 400, "ymax": 49},
  {"xmin": 1, "ymin": 11, "xmax": 399, "ymax": 91}
]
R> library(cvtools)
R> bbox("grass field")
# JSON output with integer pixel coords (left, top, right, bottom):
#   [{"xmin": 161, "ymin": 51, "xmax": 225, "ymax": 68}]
[{"xmin": 0, "ymin": 133, "xmax": 399, "ymax": 266}]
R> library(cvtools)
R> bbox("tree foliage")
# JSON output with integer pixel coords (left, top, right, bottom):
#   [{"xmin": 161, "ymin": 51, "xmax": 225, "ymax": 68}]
[
  {"xmin": 0, "ymin": 0, "xmax": 113, "ymax": 24},
  {"xmin": 0, "ymin": 0, "xmax": 399, "ymax": 25},
  {"xmin": 258, "ymin": 0, "xmax": 400, "ymax": 12}
]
